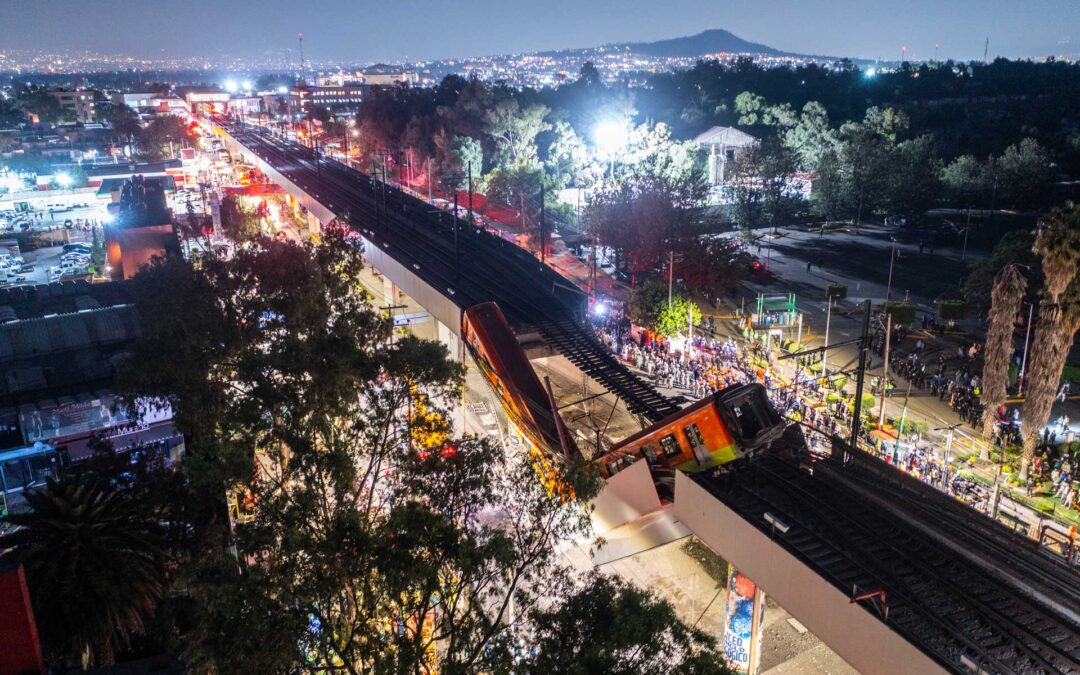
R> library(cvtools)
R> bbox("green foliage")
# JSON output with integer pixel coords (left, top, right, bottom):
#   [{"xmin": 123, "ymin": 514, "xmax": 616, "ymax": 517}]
[
  {"xmin": 962, "ymin": 230, "xmax": 1041, "ymax": 307},
  {"xmin": 825, "ymin": 283, "xmax": 847, "ymax": 300},
  {"xmin": 0, "ymin": 477, "xmax": 168, "ymax": 669},
  {"xmin": 525, "ymin": 574, "xmax": 734, "ymax": 675},
  {"xmin": 546, "ymin": 118, "xmax": 589, "ymax": 188},
  {"xmin": 783, "ymin": 101, "xmax": 836, "ymax": 171},
  {"xmin": 483, "ymin": 96, "xmax": 551, "ymax": 168},
  {"xmin": 218, "ymin": 195, "xmax": 262, "ymax": 242},
  {"xmin": 942, "ymin": 154, "xmax": 992, "ymax": 206},
  {"xmin": 995, "ymin": 138, "xmax": 1055, "ymax": 209},
  {"xmin": 12, "ymin": 83, "xmax": 68, "ymax": 124},
  {"xmin": 883, "ymin": 301, "xmax": 917, "ymax": 324},
  {"xmin": 435, "ymin": 132, "xmax": 482, "ymax": 190},
  {"xmin": 937, "ymin": 299, "xmax": 969, "ymax": 321},
  {"xmin": 726, "ymin": 135, "xmax": 798, "ymax": 231},
  {"xmin": 631, "ymin": 280, "xmax": 671, "ymax": 328},
  {"xmin": 110, "ymin": 103, "xmax": 142, "ymax": 141},
  {"xmin": 140, "ymin": 114, "xmax": 189, "ymax": 160},
  {"xmin": 656, "ymin": 294, "xmax": 701, "ymax": 338},
  {"xmin": 117, "ymin": 231, "xmax": 711, "ymax": 673}
]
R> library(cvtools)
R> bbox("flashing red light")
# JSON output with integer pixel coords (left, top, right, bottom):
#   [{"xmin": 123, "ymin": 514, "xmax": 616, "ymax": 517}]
[
  {"xmin": 753, "ymin": 261, "xmax": 763, "ymax": 270},
  {"xmin": 440, "ymin": 444, "xmax": 458, "ymax": 459},
  {"xmin": 417, "ymin": 450, "xmax": 430, "ymax": 461}
]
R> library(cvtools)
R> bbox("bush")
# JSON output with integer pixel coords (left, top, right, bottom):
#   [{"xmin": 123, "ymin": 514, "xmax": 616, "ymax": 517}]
[
  {"xmin": 825, "ymin": 283, "xmax": 847, "ymax": 301},
  {"xmin": 861, "ymin": 393, "xmax": 875, "ymax": 411},
  {"xmin": 937, "ymin": 299, "xmax": 969, "ymax": 321},
  {"xmin": 1063, "ymin": 365, "xmax": 1080, "ymax": 383},
  {"xmin": 883, "ymin": 301, "xmax": 917, "ymax": 325}
]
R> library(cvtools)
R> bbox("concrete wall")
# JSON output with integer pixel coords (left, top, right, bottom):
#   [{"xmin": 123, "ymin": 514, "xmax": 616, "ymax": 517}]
[
  {"xmin": 673, "ymin": 472, "xmax": 947, "ymax": 675},
  {"xmin": 590, "ymin": 459, "xmax": 663, "ymax": 536}
]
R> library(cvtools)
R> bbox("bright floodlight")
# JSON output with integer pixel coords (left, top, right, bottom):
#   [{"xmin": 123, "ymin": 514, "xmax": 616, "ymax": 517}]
[
  {"xmin": 865, "ymin": 68, "xmax": 877, "ymax": 78},
  {"xmin": 594, "ymin": 120, "xmax": 629, "ymax": 157},
  {"xmin": 55, "ymin": 172, "xmax": 72, "ymax": 187},
  {"xmin": 224, "ymin": 80, "xmax": 239, "ymax": 93},
  {"xmin": 277, "ymin": 85, "xmax": 288, "ymax": 94},
  {"xmin": 2, "ymin": 173, "xmax": 23, "ymax": 193},
  {"xmin": 242, "ymin": 80, "xmax": 253, "ymax": 91}
]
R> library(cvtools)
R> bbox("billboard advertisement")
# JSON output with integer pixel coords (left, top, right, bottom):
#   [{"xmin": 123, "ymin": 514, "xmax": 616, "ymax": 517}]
[
  {"xmin": 723, "ymin": 565, "xmax": 766, "ymax": 675},
  {"xmin": 20, "ymin": 396, "xmax": 172, "ymax": 444}
]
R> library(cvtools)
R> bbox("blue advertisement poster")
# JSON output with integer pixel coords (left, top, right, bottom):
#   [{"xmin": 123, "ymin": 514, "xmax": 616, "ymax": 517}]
[{"xmin": 723, "ymin": 565, "xmax": 766, "ymax": 675}]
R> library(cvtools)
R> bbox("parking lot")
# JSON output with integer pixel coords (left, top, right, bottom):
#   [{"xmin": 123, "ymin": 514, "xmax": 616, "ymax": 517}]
[{"xmin": 1, "ymin": 203, "xmax": 99, "ymax": 288}]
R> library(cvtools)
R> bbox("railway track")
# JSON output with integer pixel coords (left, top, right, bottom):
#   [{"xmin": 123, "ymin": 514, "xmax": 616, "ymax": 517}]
[
  {"xmin": 705, "ymin": 453, "xmax": 1080, "ymax": 673},
  {"xmin": 225, "ymin": 124, "xmax": 679, "ymax": 421}
]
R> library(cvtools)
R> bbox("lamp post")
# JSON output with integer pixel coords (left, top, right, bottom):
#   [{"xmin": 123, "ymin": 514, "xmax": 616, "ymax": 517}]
[
  {"xmin": 1018, "ymin": 302, "xmax": 1034, "ymax": 395},
  {"xmin": 885, "ymin": 245, "xmax": 898, "ymax": 303}
]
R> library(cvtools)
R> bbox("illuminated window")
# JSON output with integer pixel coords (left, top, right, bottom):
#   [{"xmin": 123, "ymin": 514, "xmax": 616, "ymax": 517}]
[
  {"xmin": 684, "ymin": 423, "xmax": 706, "ymax": 452},
  {"xmin": 659, "ymin": 434, "xmax": 681, "ymax": 458}
]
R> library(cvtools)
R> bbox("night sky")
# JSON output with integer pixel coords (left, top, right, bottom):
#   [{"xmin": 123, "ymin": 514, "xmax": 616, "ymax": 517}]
[{"xmin": 1, "ymin": 0, "xmax": 1076, "ymax": 63}]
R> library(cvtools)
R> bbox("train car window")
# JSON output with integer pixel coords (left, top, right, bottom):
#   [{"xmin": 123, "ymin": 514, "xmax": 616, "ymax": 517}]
[
  {"xmin": 684, "ymin": 423, "xmax": 706, "ymax": 451},
  {"xmin": 642, "ymin": 444, "xmax": 659, "ymax": 464},
  {"xmin": 659, "ymin": 434, "xmax": 681, "ymax": 458},
  {"xmin": 683, "ymin": 423, "xmax": 711, "ymax": 466}
]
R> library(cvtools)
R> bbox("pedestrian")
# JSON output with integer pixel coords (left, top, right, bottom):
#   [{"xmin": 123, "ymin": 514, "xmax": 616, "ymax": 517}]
[
  {"xmin": 1058, "ymin": 382, "xmax": 1071, "ymax": 402},
  {"xmin": 806, "ymin": 260, "xmax": 812, "ymax": 273}
]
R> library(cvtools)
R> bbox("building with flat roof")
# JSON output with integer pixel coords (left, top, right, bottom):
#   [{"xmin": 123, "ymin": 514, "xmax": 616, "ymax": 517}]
[
  {"xmin": 104, "ymin": 176, "xmax": 178, "ymax": 280},
  {"xmin": 48, "ymin": 89, "xmax": 97, "ymax": 124},
  {"xmin": 0, "ymin": 280, "xmax": 181, "ymax": 510}
]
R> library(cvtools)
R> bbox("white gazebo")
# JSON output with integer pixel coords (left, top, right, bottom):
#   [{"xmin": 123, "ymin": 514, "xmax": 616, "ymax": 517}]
[{"xmin": 692, "ymin": 126, "xmax": 758, "ymax": 185}]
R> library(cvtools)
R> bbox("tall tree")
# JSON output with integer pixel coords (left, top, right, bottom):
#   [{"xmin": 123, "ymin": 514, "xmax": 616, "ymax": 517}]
[
  {"xmin": 995, "ymin": 138, "xmax": 1055, "ymax": 210},
  {"xmin": 524, "ymin": 574, "xmax": 733, "ymax": 675},
  {"xmin": 1019, "ymin": 204, "xmax": 1080, "ymax": 478},
  {"xmin": 0, "ymin": 478, "xmax": 168, "ymax": 669},
  {"xmin": 980, "ymin": 264, "xmax": 1027, "ymax": 440},
  {"xmin": 783, "ymin": 101, "xmax": 835, "ymax": 171},
  {"xmin": 483, "ymin": 97, "xmax": 551, "ymax": 168},
  {"xmin": 118, "ymin": 231, "xmax": 723, "ymax": 673}
]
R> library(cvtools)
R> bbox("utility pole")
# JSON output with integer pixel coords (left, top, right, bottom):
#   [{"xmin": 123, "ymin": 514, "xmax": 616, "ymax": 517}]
[
  {"xmin": 467, "ymin": 162, "xmax": 475, "ymax": 226},
  {"xmin": 878, "ymin": 313, "xmax": 892, "ymax": 428},
  {"xmin": 453, "ymin": 192, "xmax": 460, "ymax": 283},
  {"xmin": 850, "ymin": 300, "xmax": 873, "ymax": 450},
  {"xmin": 823, "ymin": 298, "xmax": 833, "ymax": 379},
  {"xmin": 540, "ymin": 183, "xmax": 546, "ymax": 265},
  {"xmin": 427, "ymin": 157, "xmax": 432, "ymax": 204},
  {"xmin": 892, "ymin": 377, "xmax": 914, "ymax": 462},
  {"xmin": 885, "ymin": 245, "xmax": 897, "ymax": 303}
]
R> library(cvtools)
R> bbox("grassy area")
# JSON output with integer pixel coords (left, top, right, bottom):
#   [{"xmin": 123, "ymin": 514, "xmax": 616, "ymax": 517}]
[{"xmin": 958, "ymin": 468, "xmax": 1080, "ymax": 528}]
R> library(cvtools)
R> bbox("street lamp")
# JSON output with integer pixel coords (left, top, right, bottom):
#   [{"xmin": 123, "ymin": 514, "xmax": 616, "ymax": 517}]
[
  {"xmin": 593, "ymin": 120, "xmax": 629, "ymax": 180},
  {"xmin": 55, "ymin": 172, "xmax": 72, "ymax": 188}
]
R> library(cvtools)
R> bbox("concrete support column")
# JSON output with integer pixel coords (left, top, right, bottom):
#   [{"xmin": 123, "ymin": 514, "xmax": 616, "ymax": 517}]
[{"xmin": 382, "ymin": 276, "xmax": 395, "ymax": 306}]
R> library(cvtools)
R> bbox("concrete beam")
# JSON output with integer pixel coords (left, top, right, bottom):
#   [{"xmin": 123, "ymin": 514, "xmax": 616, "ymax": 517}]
[
  {"xmin": 219, "ymin": 129, "xmax": 464, "ymax": 338},
  {"xmin": 674, "ymin": 472, "xmax": 946, "ymax": 675}
]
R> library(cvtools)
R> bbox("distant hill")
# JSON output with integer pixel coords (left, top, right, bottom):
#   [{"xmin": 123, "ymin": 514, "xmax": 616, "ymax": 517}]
[{"xmin": 616, "ymin": 29, "xmax": 787, "ymax": 58}]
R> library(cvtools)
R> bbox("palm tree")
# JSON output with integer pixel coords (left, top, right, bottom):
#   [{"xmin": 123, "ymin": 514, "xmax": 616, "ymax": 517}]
[
  {"xmin": 0, "ymin": 477, "xmax": 167, "ymax": 669},
  {"xmin": 980, "ymin": 264, "xmax": 1027, "ymax": 442},
  {"xmin": 1020, "ymin": 204, "xmax": 1080, "ymax": 478}
]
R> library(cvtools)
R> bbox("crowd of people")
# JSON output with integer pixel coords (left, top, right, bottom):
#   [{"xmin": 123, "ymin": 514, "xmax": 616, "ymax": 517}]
[{"xmin": 592, "ymin": 305, "xmax": 1003, "ymax": 512}]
